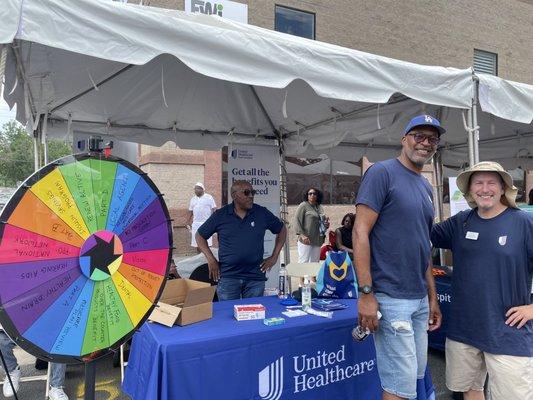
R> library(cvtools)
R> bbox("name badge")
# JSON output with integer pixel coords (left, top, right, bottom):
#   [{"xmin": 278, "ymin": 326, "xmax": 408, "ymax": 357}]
[{"xmin": 465, "ymin": 231, "xmax": 479, "ymax": 240}]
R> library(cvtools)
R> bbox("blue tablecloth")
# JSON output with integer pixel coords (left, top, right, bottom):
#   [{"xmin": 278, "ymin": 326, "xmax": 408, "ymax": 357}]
[
  {"xmin": 429, "ymin": 269, "xmax": 452, "ymax": 351},
  {"xmin": 123, "ymin": 296, "xmax": 435, "ymax": 400}
]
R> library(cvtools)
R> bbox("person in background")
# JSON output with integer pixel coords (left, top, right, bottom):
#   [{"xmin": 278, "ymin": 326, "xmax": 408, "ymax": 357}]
[
  {"xmin": 0, "ymin": 331, "xmax": 68, "ymax": 399},
  {"xmin": 354, "ymin": 114, "xmax": 443, "ymax": 400},
  {"xmin": 196, "ymin": 180, "xmax": 287, "ymax": 300},
  {"xmin": 431, "ymin": 161, "xmax": 532, "ymax": 400},
  {"xmin": 335, "ymin": 213, "xmax": 355, "ymax": 259},
  {"xmin": 294, "ymin": 188, "xmax": 329, "ymax": 263},
  {"xmin": 528, "ymin": 188, "xmax": 533, "ymax": 205},
  {"xmin": 186, "ymin": 182, "xmax": 216, "ymax": 252}
]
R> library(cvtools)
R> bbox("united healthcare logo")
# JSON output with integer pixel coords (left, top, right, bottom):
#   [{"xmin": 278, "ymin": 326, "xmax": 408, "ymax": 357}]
[
  {"xmin": 230, "ymin": 149, "xmax": 254, "ymax": 160},
  {"xmin": 258, "ymin": 346, "xmax": 376, "ymax": 398},
  {"xmin": 259, "ymin": 357, "xmax": 284, "ymax": 400}
]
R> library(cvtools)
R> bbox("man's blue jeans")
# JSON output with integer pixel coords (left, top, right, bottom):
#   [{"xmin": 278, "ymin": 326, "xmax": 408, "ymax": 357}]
[
  {"xmin": 216, "ymin": 277, "xmax": 265, "ymax": 300},
  {"xmin": 373, "ymin": 293, "xmax": 429, "ymax": 399},
  {"xmin": 0, "ymin": 331, "xmax": 66, "ymax": 387}
]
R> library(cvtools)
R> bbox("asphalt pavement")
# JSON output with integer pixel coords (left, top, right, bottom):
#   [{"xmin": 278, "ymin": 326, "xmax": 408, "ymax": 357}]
[{"xmin": 0, "ymin": 347, "xmax": 129, "ymax": 400}]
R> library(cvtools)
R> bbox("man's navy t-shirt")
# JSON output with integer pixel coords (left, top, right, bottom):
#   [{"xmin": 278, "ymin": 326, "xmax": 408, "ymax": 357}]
[
  {"xmin": 431, "ymin": 208, "xmax": 533, "ymax": 356},
  {"xmin": 356, "ymin": 159, "xmax": 434, "ymax": 299},
  {"xmin": 197, "ymin": 203, "xmax": 284, "ymax": 281}
]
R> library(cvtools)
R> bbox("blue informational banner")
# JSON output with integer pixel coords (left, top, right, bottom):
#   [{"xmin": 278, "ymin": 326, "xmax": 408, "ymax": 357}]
[
  {"xmin": 123, "ymin": 296, "xmax": 435, "ymax": 400},
  {"xmin": 228, "ymin": 144, "xmax": 281, "ymax": 289}
]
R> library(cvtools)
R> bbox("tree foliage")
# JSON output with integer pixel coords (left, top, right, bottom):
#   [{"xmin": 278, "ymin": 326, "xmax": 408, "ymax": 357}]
[{"xmin": 0, "ymin": 121, "xmax": 71, "ymax": 186}]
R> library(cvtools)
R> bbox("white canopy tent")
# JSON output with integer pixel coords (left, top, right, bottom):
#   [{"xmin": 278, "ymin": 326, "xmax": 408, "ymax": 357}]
[
  {"xmin": 1, "ymin": 0, "xmax": 533, "ymax": 265},
  {"xmin": 1, "ymin": 0, "xmax": 532, "ymax": 171},
  {"xmin": 1, "ymin": 0, "xmax": 532, "ymax": 168}
]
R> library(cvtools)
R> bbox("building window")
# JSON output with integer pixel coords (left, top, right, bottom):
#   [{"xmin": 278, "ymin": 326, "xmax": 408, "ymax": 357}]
[
  {"xmin": 473, "ymin": 49, "xmax": 498, "ymax": 75},
  {"xmin": 275, "ymin": 5, "xmax": 315, "ymax": 40}
]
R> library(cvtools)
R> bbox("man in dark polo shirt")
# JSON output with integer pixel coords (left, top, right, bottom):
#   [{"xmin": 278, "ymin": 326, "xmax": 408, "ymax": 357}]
[{"xmin": 196, "ymin": 180, "xmax": 287, "ymax": 300}]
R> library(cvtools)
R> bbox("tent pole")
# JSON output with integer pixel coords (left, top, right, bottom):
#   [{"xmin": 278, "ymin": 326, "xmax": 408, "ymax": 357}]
[
  {"xmin": 42, "ymin": 115, "xmax": 49, "ymax": 165},
  {"xmin": 433, "ymin": 107, "xmax": 447, "ymax": 265},
  {"xmin": 472, "ymin": 76, "xmax": 480, "ymax": 164},
  {"xmin": 446, "ymin": 130, "xmax": 533, "ymax": 150},
  {"xmin": 43, "ymin": 139, "xmax": 48, "ymax": 165},
  {"xmin": 248, "ymin": 85, "xmax": 289, "ymax": 264},
  {"xmin": 278, "ymin": 138, "xmax": 291, "ymax": 266},
  {"xmin": 33, "ymin": 134, "xmax": 39, "ymax": 172},
  {"xmin": 433, "ymin": 150, "xmax": 445, "ymax": 265},
  {"xmin": 467, "ymin": 107, "xmax": 475, "ymax": 167},
  {"xmin": 329, "ymin": 157, "xmax": 333, "ymax": 205},
  {"xmin": 50, "ymin": 65, "xmax": 135, "ymax": 114}
]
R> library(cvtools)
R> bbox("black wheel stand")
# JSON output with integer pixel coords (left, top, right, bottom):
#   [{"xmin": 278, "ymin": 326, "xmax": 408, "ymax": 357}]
[
  {"xmin": 84, "ymin": 361, "xmax": 96, "ymax": 400},
  {"xmin": 0, "ymin": 348, "xmax": 19, "ymax": 400}
]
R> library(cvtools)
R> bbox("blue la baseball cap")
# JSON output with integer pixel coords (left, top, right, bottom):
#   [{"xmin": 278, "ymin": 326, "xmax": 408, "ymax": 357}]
[{"xmin": 404, "ymin": 114, "xmax": 446, "ymax": 136}]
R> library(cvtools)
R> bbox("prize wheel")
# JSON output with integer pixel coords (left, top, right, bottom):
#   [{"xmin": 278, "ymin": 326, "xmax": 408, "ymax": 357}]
[{"xmin": 0, "ymin": 153, "xmax": 172, "ymax": 363}]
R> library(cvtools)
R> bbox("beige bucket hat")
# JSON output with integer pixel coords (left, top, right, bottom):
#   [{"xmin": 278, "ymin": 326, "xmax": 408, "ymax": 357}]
[{"xmin": 456, "ymin": 161, "xmax": 518, "ymax": 209}]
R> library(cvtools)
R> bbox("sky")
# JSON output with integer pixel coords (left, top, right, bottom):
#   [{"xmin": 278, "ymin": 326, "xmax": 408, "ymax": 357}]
[{"xmin": 0, "ymin": 87, "xmax": 16, "ymax": 128}]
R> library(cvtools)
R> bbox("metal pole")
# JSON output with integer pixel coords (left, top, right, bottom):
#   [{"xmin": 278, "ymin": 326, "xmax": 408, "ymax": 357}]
[
  {"xmin": 84, "ymin": 361, "xmax": 96, "ymax": 400},
  {"xmin": 42, "ymin": 114, "xmax": 49, "ymax": 165},
  {"xmin": 433, "ymin": 151, "xmax": 445, "ymax": 266},
  {"xmin": 466, "ymin": 108, "xmax": 475, "ymax": 167},
  {"xmin": 33, "ymin": 134, "xmax": 39, "ymax": 172},
  {"xmin": 43, "ymin": 141, "xmax": 48, "ymax": 165},
  {"xmin": 278, "ymin": 138, "xmax": 290, "ymax": 266},
  {"xmin": 329, "ymin": 157, "xmax": 333, "ymax": 205},
  {"xmin": 472, "ymin": 76, "xmax": 480, "ymax": 164}
]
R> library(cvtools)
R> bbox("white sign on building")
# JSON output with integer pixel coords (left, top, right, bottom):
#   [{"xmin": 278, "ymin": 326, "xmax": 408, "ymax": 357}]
[{"xmin": 185, "ymin": 0, "xmax": 248, "ymax": 24}]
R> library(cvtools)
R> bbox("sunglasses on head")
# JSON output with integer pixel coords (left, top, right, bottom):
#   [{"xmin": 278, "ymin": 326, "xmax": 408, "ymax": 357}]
[
  {"xmin": 406, "ymin": 132, "xmax": 440, "ymax": 146},
  {"xmin": 241, "ymin": 189, "xmax": 257, "ymax": 197}
]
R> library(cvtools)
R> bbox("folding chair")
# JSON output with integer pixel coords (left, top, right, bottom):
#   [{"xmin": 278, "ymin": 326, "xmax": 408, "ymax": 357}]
[{"xmin": 285, "ymin": 262, "xmax": 322, "ymax": 279}]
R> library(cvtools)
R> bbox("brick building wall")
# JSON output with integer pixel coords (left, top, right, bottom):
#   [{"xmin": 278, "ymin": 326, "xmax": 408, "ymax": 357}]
[{"xmin": 140, "ymin": 143, "xmax": 222, "ymax": 255}]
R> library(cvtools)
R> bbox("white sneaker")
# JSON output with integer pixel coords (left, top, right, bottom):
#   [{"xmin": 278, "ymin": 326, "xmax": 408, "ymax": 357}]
[
  {"xmin": 2, "ymin": 366, "xmax": 21, "ymax": 398},
  {"xmin": 49, "ymin": 386, "xmax": 69, "ymax": 400}
]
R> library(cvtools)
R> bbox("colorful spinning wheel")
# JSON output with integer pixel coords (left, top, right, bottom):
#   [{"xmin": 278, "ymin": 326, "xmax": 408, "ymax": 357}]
[{"xmin": 0, "ymin": 154, "xmax": 172, "ymax": 363}]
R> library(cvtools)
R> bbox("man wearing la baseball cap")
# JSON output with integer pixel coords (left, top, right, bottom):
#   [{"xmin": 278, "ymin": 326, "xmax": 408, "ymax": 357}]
[
  {"xmin": 354, "ymin": 115, "xmax": 443, "ymax": 399},
  {"xmin": 431, "ymin": 161, "xmax": 533, "ymax": 399}
]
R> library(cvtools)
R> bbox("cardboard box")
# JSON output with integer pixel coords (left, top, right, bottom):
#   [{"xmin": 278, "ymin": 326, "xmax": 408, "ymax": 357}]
[
  {"xmin": 234, "ymin": 304, "xmax": 266, "ymax": 321},
  {"xmin": 149, "ymin": 279, "xmax": 216, "ymax": 327}
]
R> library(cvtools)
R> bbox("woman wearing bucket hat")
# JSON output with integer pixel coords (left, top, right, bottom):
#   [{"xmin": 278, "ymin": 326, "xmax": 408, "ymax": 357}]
[{"xmin": 431, "ymin": 161, "xmax": 533, "ymax": 400}]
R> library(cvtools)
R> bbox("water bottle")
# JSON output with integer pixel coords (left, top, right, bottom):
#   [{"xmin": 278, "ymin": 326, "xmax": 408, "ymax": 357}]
[
  {"xmin": 351, "ymin": 325, "xmax": 371, "ymax": 341},
  {"xmin": 301, "ymin": 275, "xmax": 312, "ymax": 311},
  {"xmin": 278, "ymin": 263, "xmax": 288, "ymax": 299},
  {"xmin": 352, "ymin": 311, "xmax": 382, "ymax": 341}
]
